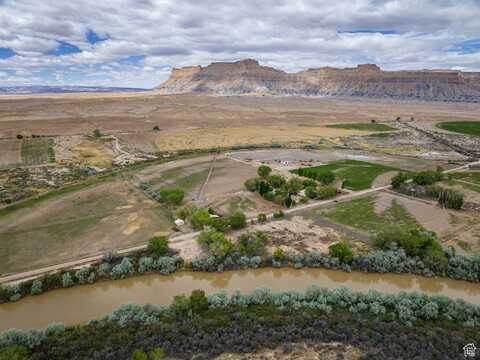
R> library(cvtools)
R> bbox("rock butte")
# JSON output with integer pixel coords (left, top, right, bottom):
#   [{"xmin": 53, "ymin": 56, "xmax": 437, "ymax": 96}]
[{"xmin": 156, "ymin": 59, "xmax": 480, "ymax": 102}]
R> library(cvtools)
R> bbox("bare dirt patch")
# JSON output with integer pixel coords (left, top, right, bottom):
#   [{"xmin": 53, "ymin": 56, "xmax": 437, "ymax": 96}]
[
  {"xmin": 213, "ymin": 342, "xmax": 361, "ymax": 360},
  {"xmin": 246, "ymin": 216, "xmax": 342, "ymax": 254},
  {"xmin": 374, "ymin": 192, "xmax": 452, "ymax": 236}
]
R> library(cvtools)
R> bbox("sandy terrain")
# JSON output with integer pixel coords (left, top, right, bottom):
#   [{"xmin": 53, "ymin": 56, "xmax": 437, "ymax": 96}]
[
  {"xmin": 248, "ymin": 216, "xmax": 342, "ymax": 254},
  {"xmin": 213, "ymin": 342, "xmax": 361, "ymax": 360},
  {"xmin": 1, "ymin": 93, "xmax": 480, "ymax": 140}
]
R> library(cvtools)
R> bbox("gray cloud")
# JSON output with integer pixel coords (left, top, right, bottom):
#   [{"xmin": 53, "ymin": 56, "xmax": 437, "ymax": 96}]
[{"xmin": 0, "ymin": 0, "xmax": 479, "ymax": 87}]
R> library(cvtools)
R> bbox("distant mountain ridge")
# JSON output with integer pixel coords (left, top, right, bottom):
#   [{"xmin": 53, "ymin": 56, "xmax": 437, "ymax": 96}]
[
  {"xmin": 156, "ymin": 59, "xmax": 480, "ymax": 102},
  {"xmin": 0, "ymin": 86, "xmax": 149, "ymax": 95}
]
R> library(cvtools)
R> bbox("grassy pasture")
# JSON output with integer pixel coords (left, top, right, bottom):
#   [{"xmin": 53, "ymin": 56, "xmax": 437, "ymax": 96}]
[
  {"xmin": 293, "ymin": 159, "xmax": 398, "ymax": 190},
  {"xmin": 319, "ymin": 196, "xmax": 420, "ymax": 234},
  {"xmin": 325, "ymin": 123, "xmax": 396, "ymax": 132},
  {"xmin": 436, "ymin": 121, "xmax": 480, "ymax": 136}
]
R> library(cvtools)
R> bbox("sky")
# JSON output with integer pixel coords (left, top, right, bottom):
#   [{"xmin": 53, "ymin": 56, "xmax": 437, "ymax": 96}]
[{"xmin": 1, "ymin": 0, "xmax": 480, "ymax": 89}]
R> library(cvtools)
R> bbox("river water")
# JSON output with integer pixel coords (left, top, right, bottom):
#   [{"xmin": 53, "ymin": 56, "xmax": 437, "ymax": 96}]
[{"xmin": 1, "ymin": 268, "xmax": 479, "ymax": 331}]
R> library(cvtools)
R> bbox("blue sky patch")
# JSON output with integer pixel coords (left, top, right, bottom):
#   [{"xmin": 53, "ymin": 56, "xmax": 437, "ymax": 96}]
[
  {"xmin": 339, "ymin": 30, "xmax": 397, "ymax": 35},
  {"xmin": 47, "ymin": 41, "xmax": 82, "ymax": 56},
  {"xmin": 450, "ymin": 39, "xmax": 480, "ymax": 54},
  {"xmin": 86, "ymin": 29, "xmax": 109, "ymax": 44},
  {"xmin": 0, "ymin": 47, "xmax": 15, "ymax": 59},
  {"xmin": 120, "ymin": 55, "xmax": 146, "ymax": 64}
]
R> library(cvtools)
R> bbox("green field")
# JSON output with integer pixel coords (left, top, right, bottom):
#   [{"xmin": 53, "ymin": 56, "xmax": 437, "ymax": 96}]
[
  {"xmin": 326, "ymin": 123, "xmax": 396, "ymax": 132},
  {"xmin": 21, "ymin": 138, "xmax": 55, "ymax": 165},
  {"xmin": 436, "ymin": 121, "xmax": 480, "ymax": 136},
  {"xmin": 319, "ymin": 196, "xmax": 420, "ymax": 234},
  {"xmin": 450, "ymin": 172, "xmax": 480, "ymax": 185},
  {"xmin": 450, "ymin": 172, "xmax": 480, "ymax": 193},
  {"xmin": 293, "ymin": 159, "xmax": 398, "ymax": 190}
]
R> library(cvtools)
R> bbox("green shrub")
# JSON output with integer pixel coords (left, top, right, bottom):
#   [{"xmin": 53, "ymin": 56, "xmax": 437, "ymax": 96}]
[
  {"xmin": 171, "ymin": 294, "xmax": 191, "ymax": 316},
  {"xmin": 244, "ymin": 178, "xmax": 258, "ymax": 191},
  {"xmin": 273, "ymin": 247, "xmax": 286, "ymax": 262},
  {"xmin": 30, "ymin": 280, "xmax": 42, "ymax": 295},
  {"xmin": 229, "ymin": 210, "xmax": 246, "ymax": 230},
  {"xmin": 305, "ymin": 186, "xmax": 317, "ymax": 199},
  {"xmin": 413, "ymin": 170, "xmax": 443, "ymax": 186},
  {"xmin": 0, "ymin": 345, "xmax": 30, "ymax": 360},
  {"xmin": 268, "ymin": 174, "xmax": 286, "ymax": 188},
  {"xmin": 426, "ymin": 184, "xmax": 443, "ymax": 199},
  {"xmin": 316, "ymin": 171, "xmax": 335, "ymax": 185},
  {"xmin": 150, "ymin": 347, "xmax": 165, "ymax": 360},
  {"xmin": 158, "ymin": 187, "xmax": 184, "ymax": 205},
  {"xmin": 237, "ymin": 231, "xmax": 267, "ymax": 256},
  {"xmin": 190, "ymin": 208, "xmax": 211, "ymax": 230},
  {"xmin": 147, "ymin": 236, "xmax": 169, "ymax": 256},
  {"xmin": 75, "ymin": 267, "xmax": 91, "ymax": 285},
  {"xmin": 198, "ymin": 231, "xmax": 233, "ymax": 259},
  {"xmin": 301, "ymin": 178, "xmax": 317, "ymax": 188},
  {"xmin": 208, "ymin": 217, "xmax": 230, "ymax": 232},
  {"xmin": 257, "ymin": 165, "xmax": 272, "ymax": 178},
  {"xmin": 262, "ymin": 191, "xmax": 275, "ymax": 201},
  {"xmin": 287, "ymin": 178, "xmax": 303, "ymax": 194},
  {"xmin": 391, "ymin": 172, "xmax": 409, "ymax": 189},
  {"xmin": 328, "ymin": 242, "xmax": 354, "ymax": 264},
  {"xmin": 190, "ymin": 289, "xmax": 209, "ymax": 314},
  {"xmin": 132, "ymin": 349, "xmax": 148, "ymax": 360},
  {"xmin": 257, "ymin": 213, "xmax": 267, "ymax": 223},
  {"xmin": 273, "ymin": 210, "xmax": 284, "ymax": 219},
  {"xmin": 111, "ymin": 257, "xmax": 134, "ymax": 279},
  {"xmin": 316, "ymin": 186, "xmax": 337, "ymax": 199},
  {"xmin": 62, "ymin": 273, "xmax": 74, "ymax": 287},
  {"xmin": 258, "ymin": 180, "xmax": 272, "ymax": 196}
]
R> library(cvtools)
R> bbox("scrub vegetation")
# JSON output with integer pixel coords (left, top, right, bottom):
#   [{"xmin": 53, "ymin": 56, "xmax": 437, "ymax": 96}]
[
  {"xmin": 1, "ymin": 287, "xmax": 479, "ymax": 360},
  {"xmin": 326, "ymin": 122, "xmax": 396, "ymax": 132}
]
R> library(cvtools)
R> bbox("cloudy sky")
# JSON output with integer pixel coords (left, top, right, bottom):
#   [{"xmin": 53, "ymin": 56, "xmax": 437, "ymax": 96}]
[{"xmin": 1, "ymin": 0, "xmax": 480, "ymax": 88}]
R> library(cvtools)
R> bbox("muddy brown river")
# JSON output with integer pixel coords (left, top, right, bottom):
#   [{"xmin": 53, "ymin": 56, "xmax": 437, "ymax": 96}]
[{"xmin": 1, "ymin": 268, "xmax": 480, "ymax": 331}]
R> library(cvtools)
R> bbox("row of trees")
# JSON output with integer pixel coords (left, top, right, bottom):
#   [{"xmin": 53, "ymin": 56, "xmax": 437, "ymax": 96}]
[{"xmin": 391, "ymin": 168, "xmax": 464, "ymax": 209}]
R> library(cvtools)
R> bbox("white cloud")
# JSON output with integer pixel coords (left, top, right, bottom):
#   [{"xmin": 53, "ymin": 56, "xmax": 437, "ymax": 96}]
[{"xmin": 0, "ymin": 0, "xmax": 479, "ymax": 87}]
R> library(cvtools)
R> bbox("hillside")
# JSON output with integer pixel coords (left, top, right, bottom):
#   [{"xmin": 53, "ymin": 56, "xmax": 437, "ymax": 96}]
[{"xmin": 156, "ymin": 59, "xmax": 480, "ymax": 102}]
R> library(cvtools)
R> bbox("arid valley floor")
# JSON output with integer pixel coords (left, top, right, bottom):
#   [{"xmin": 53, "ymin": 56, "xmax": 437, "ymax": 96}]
[{"xmin": 1, "ymin": 92, "xmax": 480, "ymax": 359}]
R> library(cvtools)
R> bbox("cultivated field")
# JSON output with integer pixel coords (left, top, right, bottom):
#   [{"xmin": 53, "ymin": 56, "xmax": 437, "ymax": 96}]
[{"xmin": 20, "ymin": 138, "xmax": 54, "ymax": 166}]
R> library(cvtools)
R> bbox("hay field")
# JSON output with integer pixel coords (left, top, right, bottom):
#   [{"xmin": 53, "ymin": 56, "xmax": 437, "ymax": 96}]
[{"xmin": 153, "ymin": 125, "xmax": 367, "ymax": 151}]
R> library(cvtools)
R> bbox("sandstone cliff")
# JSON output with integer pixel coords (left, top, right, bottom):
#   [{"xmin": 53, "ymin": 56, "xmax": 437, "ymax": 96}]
[{"xmin": 156, "ymin": 59, "xmax": 480, "ymax": 102}]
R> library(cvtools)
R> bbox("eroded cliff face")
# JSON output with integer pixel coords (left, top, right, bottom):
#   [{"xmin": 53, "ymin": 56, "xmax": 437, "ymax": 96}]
[{"xmin": 156, "ymin": 59, "xmax": 480, "ymax": 102}]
